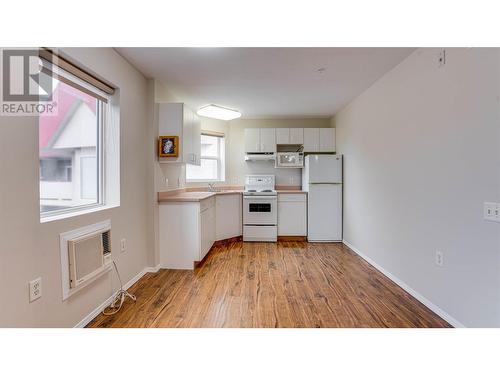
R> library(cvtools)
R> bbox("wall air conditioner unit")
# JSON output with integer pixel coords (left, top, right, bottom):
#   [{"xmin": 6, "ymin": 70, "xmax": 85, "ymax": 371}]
[
  {"xmin": 245, "ymin": 153, "xmax": 276, "ymax": 162},
  {"xmin": 60, "ymin": 220, "xmax": 112, "ymax": 300},
  {"xmin": 68, "ymin": 230, "xmax": 111, "ymax": 288}
]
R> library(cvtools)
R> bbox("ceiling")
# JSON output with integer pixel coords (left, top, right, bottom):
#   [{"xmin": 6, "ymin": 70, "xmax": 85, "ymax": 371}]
[{"xmin": 117, "ymin": 48, "xmax": 415, "ymax": 119}]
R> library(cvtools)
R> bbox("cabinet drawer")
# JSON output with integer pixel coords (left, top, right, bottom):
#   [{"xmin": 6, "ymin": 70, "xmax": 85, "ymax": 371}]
[{"xmin": 278, "ymin": 193, "xmax": 306, "ymax": 202}]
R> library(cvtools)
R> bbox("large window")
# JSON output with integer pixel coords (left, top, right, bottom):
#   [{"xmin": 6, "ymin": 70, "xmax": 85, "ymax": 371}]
[
  {"xmin": 186, "ymin": 134, "xmax": 225, "ymax": 182},
  {"xmin": 39, "ymin": 59, "xmax": 107, "ymax": 217}
]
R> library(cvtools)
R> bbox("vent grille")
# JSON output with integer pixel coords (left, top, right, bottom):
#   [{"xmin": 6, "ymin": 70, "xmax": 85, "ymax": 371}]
[{"xmin": 102, "ymin": 230, "xmax": 111, "ymax": 256}]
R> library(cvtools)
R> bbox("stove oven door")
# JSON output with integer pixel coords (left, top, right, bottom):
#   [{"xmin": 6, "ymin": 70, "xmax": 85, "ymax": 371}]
[{"xmin": 243, "ymin": 196, "xmax": 277, "ymax": 225}]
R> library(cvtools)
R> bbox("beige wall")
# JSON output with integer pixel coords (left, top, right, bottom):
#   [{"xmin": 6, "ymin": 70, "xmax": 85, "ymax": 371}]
[
  {"xmin": 335, "ymin": 48, "xmax": 500, "ymax": 327},
  {"xmin": 0, "ymin": 48, "xmax": 154, "ymax": 327}
]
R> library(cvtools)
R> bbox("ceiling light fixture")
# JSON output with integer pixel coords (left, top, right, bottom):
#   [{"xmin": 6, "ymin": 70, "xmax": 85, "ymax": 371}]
[{"xmin": 197, "ymin": 104, "xmax": 242, "ymax": 121}]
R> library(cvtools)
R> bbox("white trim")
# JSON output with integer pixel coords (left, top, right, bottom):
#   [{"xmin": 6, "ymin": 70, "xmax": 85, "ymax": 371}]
[
  {"xmin": 41, "ymin": 202, "xmax": 119, "ymax": 223},
  {"xmin": 74, "ymin": 264, "xmax": 161, "ymax": 328},
  {"xmin": 342, "ymin": 240, "xmax": 465, "ymax": 328},
  {"xmin": 145, "ymin": 264, "xmax": 161, "ymax": 273}
]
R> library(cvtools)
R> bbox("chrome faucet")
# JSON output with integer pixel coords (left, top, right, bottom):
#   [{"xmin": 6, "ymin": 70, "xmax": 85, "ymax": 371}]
[{"xmin": 208, "ymin": 183, "xmax": 217, "ymax": 192}]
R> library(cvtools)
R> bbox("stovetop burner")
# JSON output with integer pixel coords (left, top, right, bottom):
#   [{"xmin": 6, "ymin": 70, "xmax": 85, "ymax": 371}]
[{"xmin": 244, "ymin": 175, "xmax": 277, "ymax": 196}]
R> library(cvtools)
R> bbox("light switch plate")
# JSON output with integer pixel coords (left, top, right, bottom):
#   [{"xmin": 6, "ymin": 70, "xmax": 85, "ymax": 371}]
[{"xmin": 29, "ymin": 277, "xmax": 42, "ymax": 302}]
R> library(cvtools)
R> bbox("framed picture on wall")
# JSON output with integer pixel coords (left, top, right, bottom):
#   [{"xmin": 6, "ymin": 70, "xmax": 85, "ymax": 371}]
[{"xmin": 158, "ymin": 136, "xmax": 179, "ymax": 157}]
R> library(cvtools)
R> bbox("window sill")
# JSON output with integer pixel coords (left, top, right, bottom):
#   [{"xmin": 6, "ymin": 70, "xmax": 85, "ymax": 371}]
[{"xmin": 40, "ymin": 203, "xmax": 119, "ymax": 224}]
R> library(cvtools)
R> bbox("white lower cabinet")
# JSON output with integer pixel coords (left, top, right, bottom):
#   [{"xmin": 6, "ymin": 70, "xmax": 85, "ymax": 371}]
[
  {"xmin": 159, "ymin": 197, "xmax": 216, "ymax": 269},
  {"xmin": 200, "ymin": 199, "xmax": 216, "ymax": 260},
  {"xmin": 277, "ymin": 193, "xmax": 307, "ymax": 236},
  {"xmin": 215, "ymin": 194, "xmax": 242, "ymax": 240}
]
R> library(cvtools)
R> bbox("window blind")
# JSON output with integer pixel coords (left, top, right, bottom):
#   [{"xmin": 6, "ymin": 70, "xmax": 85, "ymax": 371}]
[{"xmin": 39, "ymin": 48, "xmax": 115, "ymax": 102}]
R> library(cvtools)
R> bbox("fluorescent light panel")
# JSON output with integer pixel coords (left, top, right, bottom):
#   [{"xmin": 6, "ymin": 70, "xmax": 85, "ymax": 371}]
[{"xmin": 197, "ymin": 104, "xmax": 241, "ymax": 121}]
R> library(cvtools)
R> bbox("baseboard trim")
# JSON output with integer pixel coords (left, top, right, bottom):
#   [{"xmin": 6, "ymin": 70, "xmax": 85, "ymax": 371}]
[
  {"xmin": 74, "ymin": 264, "xmax": 161, "ymax": 328},
  {"xmin": 342, "ymin": 240, "xmax": 465, "ymax": 328}
]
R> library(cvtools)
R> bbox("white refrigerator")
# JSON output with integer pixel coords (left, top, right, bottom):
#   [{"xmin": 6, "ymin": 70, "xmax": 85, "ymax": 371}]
[{"xmin": 302, "ymin": 154, "xmax": 343, "ymax": 242}]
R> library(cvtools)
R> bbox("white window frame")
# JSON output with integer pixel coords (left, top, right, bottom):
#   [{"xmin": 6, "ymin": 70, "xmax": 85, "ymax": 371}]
[
  {"xmin": 186, "ymin": 133, "xmax": 225, "ymax": 183},
  {"xmin": 39, "ymin": 61, "xmax": 120, "ymax": 223}
]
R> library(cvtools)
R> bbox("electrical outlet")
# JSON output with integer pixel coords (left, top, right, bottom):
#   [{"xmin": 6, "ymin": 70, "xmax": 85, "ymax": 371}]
[
  {"xmin": 484, "ymin": 202, "xmax": 500, "ymax": 222},
  {"xmin": 120, "ymin": 238, "xmax": 127, "ymax": 253},
  {"xmin": 29, "ymin": 277, "xmax": 42, "ymax": 302},
  {"xmin": 435, "ymin": 251, "xmax": 444, "ymax": 267}
]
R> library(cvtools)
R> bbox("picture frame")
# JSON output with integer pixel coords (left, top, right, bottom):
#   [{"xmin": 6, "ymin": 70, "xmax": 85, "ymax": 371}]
[{"xmin": 158, "ymin": 136, "xmax": 179, "ymax": 157}]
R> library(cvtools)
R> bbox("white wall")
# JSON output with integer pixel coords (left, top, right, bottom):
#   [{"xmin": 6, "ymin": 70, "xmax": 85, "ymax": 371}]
[
  {"xmin": 0, "ymin": 48, "xmax": 154, "ymax": 327},
  {"xmin": 335, "ymin": 48, "xmax": 500, "ymax": 327}
]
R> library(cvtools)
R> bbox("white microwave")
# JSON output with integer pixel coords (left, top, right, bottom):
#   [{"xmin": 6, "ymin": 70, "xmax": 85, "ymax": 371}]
[{"xmin": 275, "ymin": 152, "xmax": 304, "ymax": 168}]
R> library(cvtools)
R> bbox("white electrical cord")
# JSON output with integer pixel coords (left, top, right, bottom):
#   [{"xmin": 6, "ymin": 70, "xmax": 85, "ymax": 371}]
[{"xmin": 103, "ymin": 260, "xmax": 136, "ymax": 316}]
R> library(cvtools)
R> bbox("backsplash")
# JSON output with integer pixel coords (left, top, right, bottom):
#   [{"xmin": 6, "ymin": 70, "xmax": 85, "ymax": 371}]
[{"xmin": 243, "ymin": 161, "xmax": 301, "ymax": 186}]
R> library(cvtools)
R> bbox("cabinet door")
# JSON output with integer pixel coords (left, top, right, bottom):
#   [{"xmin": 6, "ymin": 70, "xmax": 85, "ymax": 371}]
[
  {"xmin": 290, "ymin": 128, "xmax": 304, "ymax": 144},
  {"xmin": 277, "ymin": 195, "xmax": 307, "ymax": 236},
  {"xmin": 216, "ymin": 194, "xmax": 242, "ymax": 240},
  {"xmin": 276, "ymin": 128, "xmax": 290, "ymax": 144},
  {"xmin": 244, "ymin": 128, "xmax": 261, "ymax": 153},
  {"xmin": 303, "ymin": 128, "xmax": 320, "ymax": 152},
  {"xmin": 319, "ymin": 128, "xmax": 335, "ymax": 152},
  {"xmin": 200, "ymin": 206, "xmax": 216, "ymax": 260},
  {"xmin": 260, "ymin": 128, "xmax": 276, "ymax": 152},
  {"xmin": 182, "ymin": 105, "xmax": 192, "ymax": 163},
  {"xmin": 191, "ymin": 113, "xmax": 202, "ymax": 165}
]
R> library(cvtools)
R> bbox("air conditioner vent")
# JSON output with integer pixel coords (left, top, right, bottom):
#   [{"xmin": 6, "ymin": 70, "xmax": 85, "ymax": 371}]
[{"xmin": 102, "ymin": 230, "xmax": 111, "ymax": 256}]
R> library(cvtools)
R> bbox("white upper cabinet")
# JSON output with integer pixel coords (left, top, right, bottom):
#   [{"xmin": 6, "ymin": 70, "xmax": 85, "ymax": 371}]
[
  {"xmin": 260, "ymin": 128, "xmax": 276, "ymax": 152},
  {"xmin": 158, "ymin": 103, "xmax": 201, "ymax": 165},
  {"xmin": 276, "ymin": 128, "xmax": 303, "ymax": 145},
  {"xmin": 276, "ymin": 128, "xmax": 290, "ymax": 144},
  {"xmin": 303, "ymin": 128, "xmax": 320, "ymax": 152},
  {"xmin": 191, "ymin": 113, "xmax": 202, "ymax": 165},
  {"xmin": 244, "ymin": 128, "xmax": 276, "ymax": 153},
  {"xmin": 290, "ymin": 128, "xmax": 304, "ymax": 144},
  {"xmin": 244, "ymin": 128, "xmax": 261, "ymax": 153},
  {"xmin": 319, "ymin": 128, "xmax": 335, "ymax": 152},
  {"xmin": 244, "ymin": 127, "xmax": 334, "ymax": 154}
]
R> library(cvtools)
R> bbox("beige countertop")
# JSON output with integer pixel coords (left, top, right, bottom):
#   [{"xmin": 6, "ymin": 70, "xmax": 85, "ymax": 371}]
[
  {"xmin": 158, "ymin": 187, "xmax": 306, "ymax": 203},
  {"xmin": 158, "ymin": 189, "xmax": 243, "ymax": 203}
]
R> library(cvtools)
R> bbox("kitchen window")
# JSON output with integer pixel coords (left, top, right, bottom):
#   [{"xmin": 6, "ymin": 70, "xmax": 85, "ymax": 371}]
[
  {"xmin": 38, "ymin": 49, "xmax": 118, "ymax": 221},
  {"xmin": 186, "ymin": 133, "xmax": 225, "ymax": 182}
]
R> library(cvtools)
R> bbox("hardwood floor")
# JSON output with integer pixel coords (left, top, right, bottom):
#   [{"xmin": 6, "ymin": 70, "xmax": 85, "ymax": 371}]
[{"xmin": 87, "ymin": 241, "xmax": 451, "ymax": 328}]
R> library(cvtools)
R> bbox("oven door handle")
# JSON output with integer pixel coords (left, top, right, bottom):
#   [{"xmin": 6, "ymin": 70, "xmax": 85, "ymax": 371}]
[{"xmin": 243, "ymin": 196, "xmax": 277, "ymax": 200}]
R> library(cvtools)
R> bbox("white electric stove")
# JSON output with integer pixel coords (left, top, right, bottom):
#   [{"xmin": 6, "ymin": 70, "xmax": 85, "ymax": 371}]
[{"xmin": 243, "ymin": 175, "xmax": 277, "ymax": 242}]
